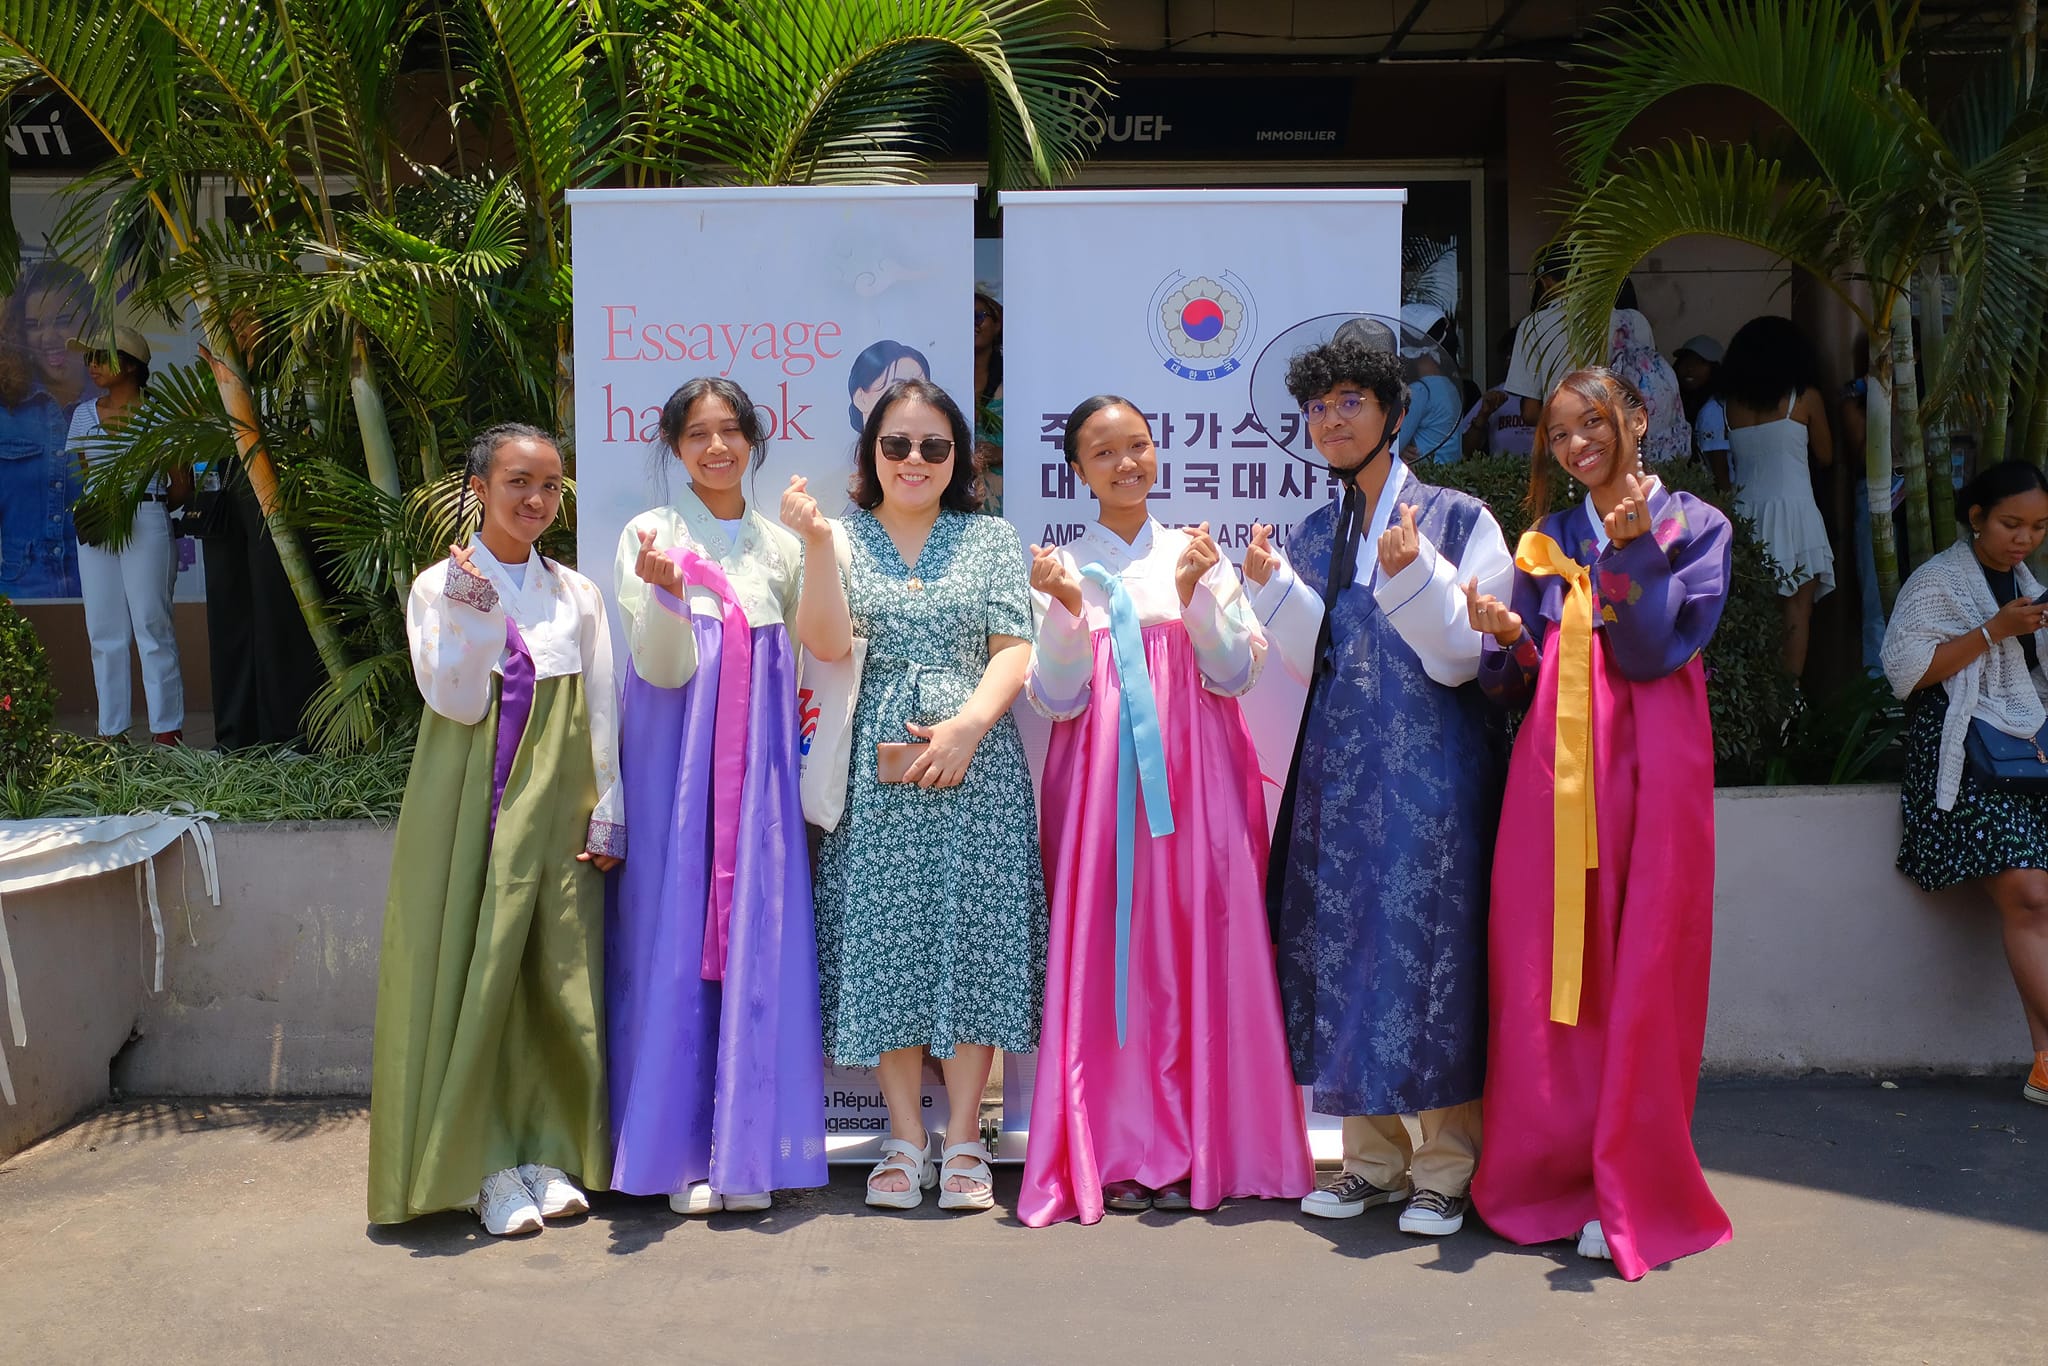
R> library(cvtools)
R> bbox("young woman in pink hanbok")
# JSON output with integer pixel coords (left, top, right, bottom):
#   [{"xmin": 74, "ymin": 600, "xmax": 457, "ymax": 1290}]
[
  {"xmin": 1018, "ymin": 395, "xmax": 1312, "ymax": 1225},
  {"xmin": 1464, "ymin": 367, "xmax": 1734, "ymax": 1280}
]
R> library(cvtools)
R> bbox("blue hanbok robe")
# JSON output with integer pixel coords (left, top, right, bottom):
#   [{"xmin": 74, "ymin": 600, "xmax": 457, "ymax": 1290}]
[{"xmin": 1254, "ymin": 459, "xmax": 1514, "ymax": 1117}]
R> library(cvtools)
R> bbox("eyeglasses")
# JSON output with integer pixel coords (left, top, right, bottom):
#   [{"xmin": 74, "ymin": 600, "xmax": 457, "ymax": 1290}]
[
  {"xmin": 1302, "ymin": 393, "xmax": 1376, "ymax": 426},
  {"xmin": 878, "ymin": 435, "xmax": 955, "ymax": 462}
]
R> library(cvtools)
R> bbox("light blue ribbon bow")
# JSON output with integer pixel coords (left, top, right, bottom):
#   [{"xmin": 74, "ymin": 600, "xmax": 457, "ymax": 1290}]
[{"xmin": 1080, "ymin": 563, "xmax": 1175, "ymax": 1046}]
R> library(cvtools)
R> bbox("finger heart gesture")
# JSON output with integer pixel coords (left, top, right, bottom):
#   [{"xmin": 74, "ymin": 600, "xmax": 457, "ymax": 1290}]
[
  {"xmin": 1463, "ymin": 576, "xmax": 1524, "ymax": 649},
  {"xmin": 1377, "ymin": 503, "xmax": 1422, "ymax": 577},
  {"xmin": 1244, "ymin": 522, "xmax": 1279, "ymax": 587},
  {"xmin": 631, "ymin": 527, "xmax": 683, "ymax": 592},
  {"xmin": 1604, "ymin": 474, "xmax": 1652, "ymax": 548}
]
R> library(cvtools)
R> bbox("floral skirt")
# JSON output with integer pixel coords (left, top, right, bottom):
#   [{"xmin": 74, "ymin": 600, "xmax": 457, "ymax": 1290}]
[{"xmin": 1896, "ymin": 689, "xmax": 2048, "ymax": 890}]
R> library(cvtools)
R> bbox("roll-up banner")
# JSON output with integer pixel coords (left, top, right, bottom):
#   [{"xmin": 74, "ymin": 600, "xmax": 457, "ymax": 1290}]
[
  {"xmin": 997, "ymin": 189, "xmax": 1407, "ymax": 1163},
  {"xmin": 568, "ymin": 185, "xmax": 975, "ymax": 1162}
]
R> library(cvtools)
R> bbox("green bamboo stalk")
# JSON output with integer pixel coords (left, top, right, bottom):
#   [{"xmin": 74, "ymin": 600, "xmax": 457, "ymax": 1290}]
[
  {"xmin": 1889, "ymin": 293, "xmax": 1933, "ymax": 571},
  {"xmin": 1912, "ymin": 265, "xmax": 1955, "ymax": 547},
  {"xmin": 1868, "ymin": 312, "xmax": 1903, "ymax": 612}
]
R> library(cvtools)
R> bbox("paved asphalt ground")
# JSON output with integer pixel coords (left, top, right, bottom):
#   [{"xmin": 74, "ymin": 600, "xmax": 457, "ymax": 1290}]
[{"xmin": 1, "ymin": 1079, "xmax": 2040, "ymax": 1366}]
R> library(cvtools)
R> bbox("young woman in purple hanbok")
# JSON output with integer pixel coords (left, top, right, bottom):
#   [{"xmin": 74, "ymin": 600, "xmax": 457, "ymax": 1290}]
[
  {"xmin": 606, "ymin": 378, "xmax": 829, "ymax": 1216},
  {"xmin": 1019, "ymin": 397, "xmax": 1311, "ymax": 1226}
]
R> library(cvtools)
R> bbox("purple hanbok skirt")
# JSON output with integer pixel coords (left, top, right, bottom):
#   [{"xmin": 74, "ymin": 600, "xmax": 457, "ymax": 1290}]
[{"xmin": 606, "ymin": 616, "xmax": 827, "ymax": 1195}]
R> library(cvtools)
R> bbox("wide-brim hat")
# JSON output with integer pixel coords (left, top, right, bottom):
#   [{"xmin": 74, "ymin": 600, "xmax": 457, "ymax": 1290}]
[{"xmin": 67, "ymin": 325, "xmax": 152, "ymax": 366}]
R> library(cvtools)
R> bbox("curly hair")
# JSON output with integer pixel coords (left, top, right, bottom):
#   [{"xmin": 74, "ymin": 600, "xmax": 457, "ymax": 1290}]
[
  {"xmin": 1282, "ymin": 329, "xmax": 1408, "ymax": 413},
  {"xmin": 849, "ymin": 378, "xmax": 982, "ymax": 514}
]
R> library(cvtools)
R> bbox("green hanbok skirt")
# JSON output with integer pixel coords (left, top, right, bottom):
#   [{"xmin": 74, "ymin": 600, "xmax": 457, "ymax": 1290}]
[{"xmin": 367, "ymin": 674, "xmax": 611, "ymax": 1223}]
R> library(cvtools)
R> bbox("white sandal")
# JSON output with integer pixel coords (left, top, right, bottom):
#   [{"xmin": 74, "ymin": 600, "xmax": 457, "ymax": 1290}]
[
  {"xmin": 936, "ymin": 1141, "xmax": 995, "ymax": 1212},
  {"xmin": 864, "ymin": 1135, "xmax": 937, "ymax": 1210}
]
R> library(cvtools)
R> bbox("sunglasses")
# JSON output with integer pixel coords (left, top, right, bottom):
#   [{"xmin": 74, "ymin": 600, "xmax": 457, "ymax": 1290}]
[{"xmin": 878, "ymin": 435, "xmax": 955, "ymax": 462}]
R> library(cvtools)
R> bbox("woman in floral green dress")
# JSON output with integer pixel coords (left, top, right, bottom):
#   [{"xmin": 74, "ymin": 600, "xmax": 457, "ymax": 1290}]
[{"xmin": 791, "ymin": 378, "xmax": 1045, "ymax": 1214}]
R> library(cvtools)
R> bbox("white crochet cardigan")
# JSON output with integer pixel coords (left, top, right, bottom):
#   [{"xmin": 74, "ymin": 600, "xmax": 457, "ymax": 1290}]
[{"xmin": 1881, "ymin": 538, "xmax": 2048, "ymax": 810}]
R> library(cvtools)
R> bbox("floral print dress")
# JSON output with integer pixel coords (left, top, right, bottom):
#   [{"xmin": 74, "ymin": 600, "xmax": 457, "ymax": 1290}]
[{"xmin": 813, "ymin": 509, "xmax": 1047, "ymax": 1066}]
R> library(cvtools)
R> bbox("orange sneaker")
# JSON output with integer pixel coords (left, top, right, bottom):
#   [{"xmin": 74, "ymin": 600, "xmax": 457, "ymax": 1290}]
[{"xmin": 2026, "ymin": 1052, "xmax": 2048, "ymax": 1107}]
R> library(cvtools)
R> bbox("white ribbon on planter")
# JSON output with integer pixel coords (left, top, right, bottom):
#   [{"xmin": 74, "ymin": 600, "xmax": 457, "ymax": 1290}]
[{"xmin": 0, "ymin": 811, "xmax": 220, "ymax": 1105}]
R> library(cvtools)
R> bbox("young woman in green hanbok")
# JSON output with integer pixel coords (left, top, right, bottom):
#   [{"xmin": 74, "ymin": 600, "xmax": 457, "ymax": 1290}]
[{"xmin": 367, "ymin": 424, "xmax": 625, "ymax": 1236}]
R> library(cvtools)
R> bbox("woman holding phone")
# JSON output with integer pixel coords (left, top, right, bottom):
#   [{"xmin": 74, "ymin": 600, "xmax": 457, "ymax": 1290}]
[
  {"xmin": 794, "ymin": 377, "xmax": 1046, "ymax": 1214},
  {"xmin": 1883, "ymin": 460, "xmax": 2048, "ymax": 1109}
]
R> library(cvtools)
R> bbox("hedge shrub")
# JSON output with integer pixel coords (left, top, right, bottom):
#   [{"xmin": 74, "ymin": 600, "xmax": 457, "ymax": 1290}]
[{"xmin": 0, "ymin": 595, "xmax": 57, "ymax": 784}]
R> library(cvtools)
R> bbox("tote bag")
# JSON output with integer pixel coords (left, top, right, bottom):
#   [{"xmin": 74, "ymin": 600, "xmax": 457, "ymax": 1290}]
[{"xmin": 797, "ymin": 519, "xmax": 864, "ymax": 831}]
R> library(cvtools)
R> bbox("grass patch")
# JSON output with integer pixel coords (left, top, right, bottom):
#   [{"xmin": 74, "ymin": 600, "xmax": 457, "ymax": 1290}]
[{"xmin": 0, "ymin": 737, "xmax": 412, "ymax": 822}]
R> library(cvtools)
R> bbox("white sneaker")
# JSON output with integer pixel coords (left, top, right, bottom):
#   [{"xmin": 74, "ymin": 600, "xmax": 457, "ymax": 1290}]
[
  {"xmin": 477, "ymin": 1167, "xmax": 544, "ymax": 1236},
  {"xmin": 721, "ymin": 1191, "xmax": 772, "ymax": 1213},
  {"xmin": 1300, "ymin": 1171, "xmax": 1409, "ymax": 1220},
  {"xmin": 1577, "ymin": 1219, "xmax": 1612, "ymax": 1260},
  {"xmin": 670, "ymin": 1181, "xmax": 724, "ymax": 1216},
  {"xmin": 1397, "ymin": 1189, "xmax": 1467, "ymax": 1236},
  {"xmin": 516, "ymin": 1163, "xmax": 588, "ymax": 1219}
]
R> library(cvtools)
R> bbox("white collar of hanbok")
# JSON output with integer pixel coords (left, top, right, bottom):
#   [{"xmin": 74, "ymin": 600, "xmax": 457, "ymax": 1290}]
[
  {"xmin": 1584, "ymin": 473, "xmax": 1665, "ymax": 554},
  {"xmin": 1361, "ymin": 455, "xmax": 1411, "ymax": 587},
  {"xmin": 1074, "ymin": 517, "xmax": 1160, "ymax": 574},
  {"xmin": 469, "ymin": 537, "xmax": 586, "ymax": 680},
  {"xmin": 671, "ymin": 482, "xmax": 783, "ymax": 576}
]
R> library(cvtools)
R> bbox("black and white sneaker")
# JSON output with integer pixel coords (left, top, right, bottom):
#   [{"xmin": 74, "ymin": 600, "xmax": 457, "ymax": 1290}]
[
  {"xmin": 1299, "ymin": 1171, "xmax": 1410, "ymax": 1220},
  {"xmin": 1397, "ymin": 1188, "xmax": 1467, "ymax": 1236}
]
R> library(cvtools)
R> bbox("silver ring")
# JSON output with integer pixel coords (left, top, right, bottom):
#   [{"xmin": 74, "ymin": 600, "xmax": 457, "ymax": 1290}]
[{"xmin": 1625, "ymin": 511, "xmax": 1638, "ymax": 521}]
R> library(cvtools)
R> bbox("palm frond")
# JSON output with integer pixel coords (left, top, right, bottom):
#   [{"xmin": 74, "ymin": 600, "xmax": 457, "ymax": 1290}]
[
  {"xmin": 1555, "ymin": 139, "xmax": 1856, "ymax": 368},
  {"xmin": 1563, "ymin": 0, "xmax": 1888, "ymax": 204}
]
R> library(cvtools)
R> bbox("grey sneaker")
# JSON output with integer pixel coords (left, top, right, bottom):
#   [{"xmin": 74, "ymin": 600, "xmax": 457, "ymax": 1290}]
[
  {"xmin": 515, "ymin": 1163, "xmax": 588, "ymax": 1219},
  {"xmin": 477, "ymin": 1167, "xmax": 544, "ymax": 1236},
  {"xmin": 1397, "ymin": 1188, "xmax": 1468, "ymax": 1236},
  {"xmin": 1299, "ymin": 1171, "xmax": 1410, "ymax": 1220}
]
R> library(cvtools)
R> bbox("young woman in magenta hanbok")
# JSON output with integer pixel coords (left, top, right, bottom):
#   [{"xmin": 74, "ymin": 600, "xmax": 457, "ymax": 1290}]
[
  {"xmin": 606, "ymin": 378, "xmax": 830, "ymax": 1216},
  {"xmin": 1019, "ymin": 396, "xmax": 1312, "ymax": 1225},
  {"xmin": 368, "ymin": 424, "xmax": 623, "ymax": 1237},
  {"xmin": 1465, "ymin": 366, "xmax": 1734, "ymax": 1280}
]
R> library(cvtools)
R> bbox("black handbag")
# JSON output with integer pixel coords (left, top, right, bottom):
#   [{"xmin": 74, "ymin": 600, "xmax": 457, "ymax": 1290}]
[{"xmin": 1964, "ymin": 716, "xmax": 2048, "ymax": 794}]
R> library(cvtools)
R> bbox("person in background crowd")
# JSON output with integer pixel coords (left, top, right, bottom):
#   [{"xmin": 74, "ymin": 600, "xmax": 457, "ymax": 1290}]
[
  {"xmin": 1672, "ymin": 335, "xmax": 1730, "ymax": 487},
  {"xmin": 1720, "ymin": 315, "xmax": 1835, "ymax": 678},
  {"xmin": 194, "ymin": 323, "xmax": 328, "ymax": 748},
  {"xmin": 1018, "ymin": 396, "xmax": 1311, "ymax": 1225},
  {"xmin": 606, "ymin": 377, "xmax": 828, "ymax": 1218},
  {"xmin": 65, "ymin": 326, "xmax": 187, "ymax": 744},
  {"xmin": 973, "ymin": 287, "xmax": 1005, "ymax": 516},
  {"xmin": 1399, "ymin": 302, "xmax": 1464, "ymax": 463},
  {"xmin": 1502, "ymin": 250, "xmax": 1690, "ymax": 464},
  {"xmin": 1882, "ymin": 460, "xmax": 2048, "ymax": 1111},
  {"xmin": 1458, "ymin": 328, "xmax": 1537, "ymax": 460},
  {"xmin": 1843, "ymin": 335, "xmax": 1907, "ymax": 675},
  {"xmin": 799, "ymin": 378, "xmax": 1046, "ymax": 1215},
  {"xmin": 368, "ymin": 423, "xmax": 622, "ymax": 1236},
  {"xmin": 1247, "ymin": 327, "xmax": 1512, "ymax": 1240},
  {"xmin": 1467, "ymin": 366, "xmax": 1734, "ymax": 1280},
  {"xmin": 845, "ymin": 339, "xmax": 932, "ymax": 435}
]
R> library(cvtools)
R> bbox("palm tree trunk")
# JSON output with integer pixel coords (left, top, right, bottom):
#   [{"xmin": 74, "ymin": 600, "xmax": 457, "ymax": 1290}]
[
  {"xmin": 348, "ymin": 334, "xmax": 405, "ymax": 501},
  {"xmin": 1868, "ymin": 311, "xmax": 1904, "ymax": 612},
  {"xmin": 1985, "ymin": 381, "xmax": 2014, "ymax": 465},
  {"xmin": 201, "ymin": 342, "xmax": 351, "ymax": 680},
  {"xmin": 1889, "ymin": 294, "xmax": 1933, "ymax": 573}
]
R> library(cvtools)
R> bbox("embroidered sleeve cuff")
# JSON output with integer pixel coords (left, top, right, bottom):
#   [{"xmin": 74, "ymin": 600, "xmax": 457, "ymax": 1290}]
[
  {"xmin": 585, "ymin": 817, "xmax": 626, "ymax": 860},
  {"xmin": 444, "ymin": 562, "xmax": 499, "ymax": 613}
]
